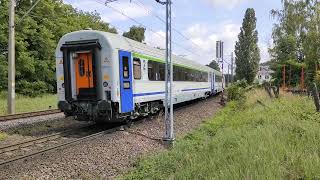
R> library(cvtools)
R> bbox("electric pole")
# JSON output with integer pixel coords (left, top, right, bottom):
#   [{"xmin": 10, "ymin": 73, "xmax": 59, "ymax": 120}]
[
  {"xmin": 156, "ymin": 0, "xmax": 174, "ymax": 145},
  {"xmin": 216, "ymin": 41, "xmax": 225, "ymax": 105},
  {"xmin": 227, "ymin": 64, "xmax": 230, "ymax": 86},
  {"xmin": 8, "ymin": 0, "xmax": 15, "ymax": 114},
  {"xmin": 231, "ymin": 52, "xmax": 234, "ymax": 83}
]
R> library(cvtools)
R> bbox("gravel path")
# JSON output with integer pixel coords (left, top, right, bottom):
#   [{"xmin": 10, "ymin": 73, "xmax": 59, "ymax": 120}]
[{"xmin": 0, "ymin": 96, "xmax": 222, "ymax": 179}]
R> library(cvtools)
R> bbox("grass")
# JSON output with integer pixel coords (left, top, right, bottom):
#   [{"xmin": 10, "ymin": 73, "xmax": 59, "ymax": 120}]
[
  {"xmin": 122, "ymin": 89, "xmax": 320, "ymax": 180},
  {"xmin": 0, "ymin": 92, "xmax": 57, "ymax": 115},
  {"xmin": 0, "ymin": 132, "xmax": 8, "ymax": 141}
]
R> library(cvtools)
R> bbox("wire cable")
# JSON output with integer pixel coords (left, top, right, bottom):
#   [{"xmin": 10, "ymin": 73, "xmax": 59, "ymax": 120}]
[
  {"xmin": 131, "ymin": 0, "xmax": 205, "ymax": 51},
  {"xmin": 94, "ymin": 0, "xmax": 203, "ymax": 58}
]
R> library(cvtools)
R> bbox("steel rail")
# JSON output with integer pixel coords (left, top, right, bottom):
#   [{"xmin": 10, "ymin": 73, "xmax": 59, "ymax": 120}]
[
  {"xmin": 0, "ymin": 125, "xmax": 91, "ymax": 155},
  {"xmin": 0, "ymin": 96, "xmax": 219, "ymax": 167},
  {"xmin": 0, "ymin": 126, "xmax": 118, "ymax": 167},
  {"xmin": 0, "ymin": 109, "xmax": 61, "ymax": 122}
]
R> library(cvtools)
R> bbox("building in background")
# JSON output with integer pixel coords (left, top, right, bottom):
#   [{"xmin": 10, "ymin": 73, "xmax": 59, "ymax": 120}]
[{"xmin": 255, "ymin": 62, "xmax": 273, "ymax": 84}]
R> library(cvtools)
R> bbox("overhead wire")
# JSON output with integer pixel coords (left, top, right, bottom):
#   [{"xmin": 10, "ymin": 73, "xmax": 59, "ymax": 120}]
[
  {"xmin": 130, "ymin": 0, "xmax": 205, "ymax": 51},
  {"xmin": 93, "ymin": 0, "xmax": 203, "ymax": 58}
]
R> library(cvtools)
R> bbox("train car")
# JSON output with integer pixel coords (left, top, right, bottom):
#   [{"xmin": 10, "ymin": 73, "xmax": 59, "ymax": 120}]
[{"xmin": 55, "ymin": 30, "xmax": 224, "ymax": 122}]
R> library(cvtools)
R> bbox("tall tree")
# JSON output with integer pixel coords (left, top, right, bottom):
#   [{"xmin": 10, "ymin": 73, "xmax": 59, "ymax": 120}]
[
  {"xmin": 235, "ymin": 8, "xmax": 261, "ymax": 84},
  {"xmin": 0, "ymin": 0, "xmax": 117, "ymax": 96},
  {"xmin": 123, "ymin": 26, "xmax": 145, "ymax": 42},
  {"xmin": 206, "ymin": 60, "xmax": 220, "ymax": 71},
  {"xmin": 270, "ymin": 0, "xmax": 320, "ymax": 88}
]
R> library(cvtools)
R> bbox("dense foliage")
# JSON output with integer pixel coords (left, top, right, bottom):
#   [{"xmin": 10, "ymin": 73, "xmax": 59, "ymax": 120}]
[
  {"xmin": 227, "ymin": 79, "xmax": 248, "ymax": 102},
  {"xmin": 235, "ymin": 8, "xmax": 261, "ymax": 84},
  {"xmin": 270, "ymin": 0, "xmax": 320, "ymax": 89},
  {"xmin": 123, "ymin": 25, "xmax": 145, "ymax": 43},
  {"xmin": 206, "ymin": 60, "xmax": 220, "ymax": 71},
  {"xmin": 0, "ymin": 0, "xmax": 117, "ymax": 96}
]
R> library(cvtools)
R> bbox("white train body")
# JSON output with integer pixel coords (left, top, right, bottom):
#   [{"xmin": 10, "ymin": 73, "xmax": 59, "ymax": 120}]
[{"xmin": 55, "ymin": 30, "xmax": 224, "ymax": 122}]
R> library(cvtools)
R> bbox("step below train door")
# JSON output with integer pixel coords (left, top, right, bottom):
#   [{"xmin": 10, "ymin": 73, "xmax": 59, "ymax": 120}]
[
  {"xmin": 119, "ymin": 50, "xmax": 134, "ymax": 113},
  {"xmin": 74, "ymin": 52, "xmax": 95, "ymax": 99}
]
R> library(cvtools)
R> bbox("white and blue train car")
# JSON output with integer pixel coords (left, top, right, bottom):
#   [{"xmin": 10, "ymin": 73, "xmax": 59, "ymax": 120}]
[{"xmin": 55, "ymin": 30, "xmax": 224, "ymax": 122}]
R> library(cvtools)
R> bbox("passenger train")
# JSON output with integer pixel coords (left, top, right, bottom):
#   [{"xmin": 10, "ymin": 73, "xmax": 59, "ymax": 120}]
[{"xmin": 55, "ymin": 30, "xmax": 224, "ymax": 122}]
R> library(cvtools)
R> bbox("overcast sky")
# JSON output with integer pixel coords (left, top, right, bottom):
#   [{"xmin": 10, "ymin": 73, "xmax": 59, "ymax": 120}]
[{"xmin": 64, "ymin": 0, "xmax": 282, "ymax": 68}]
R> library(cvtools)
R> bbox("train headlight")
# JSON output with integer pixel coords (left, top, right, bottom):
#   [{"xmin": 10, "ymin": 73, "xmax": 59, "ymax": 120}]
[
  {"xmin": 61, "ymin": 83, "xmax": 64, "ymax": 88},
  {"xmin": 103, "ymin": 82, "xmax": 108, "ymax": 87}
]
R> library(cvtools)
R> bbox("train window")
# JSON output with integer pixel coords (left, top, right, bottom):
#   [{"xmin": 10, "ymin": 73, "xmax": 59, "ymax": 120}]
[
  {"xmin": 122, "ymin": 56, "xmax": 129, "ymax": 78},
  {"xmin": 123, "ymin": 81, "xmax": 130, "ymax": 89},
  {"xmin": 148, "ymin": 61, "xmax": 156, "ymax": 81},
  {"xmin": 78, "ymin": 59, "xmax": 85, "ymax": 77},
  {"xmin": 133, "ymin": 58, "xmax": 141, "ymax": 79},
  {"xmin": 215, "ymin": 75, "xmax": 222, "ymax": 82},
  {"xmin": 154, "ymin": 63, "xmax": 209, "ymax": 82},
  {"xmin": 173, "ymin": 66, "xmax": 178, "ymax": 81},
  {"xmin": 148, "ymin": 60, "xmax": 165, "ymax": 81},
  {"xmin": 159, "ymin": 63, "xmax": 165, "ymax": 81}
]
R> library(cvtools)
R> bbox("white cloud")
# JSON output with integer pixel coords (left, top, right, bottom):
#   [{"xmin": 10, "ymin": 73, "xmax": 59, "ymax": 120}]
[
  {"xmin": 203, "ymin": 0, "xmax": 249, "ymax": 10},
  {"xmin": 182, "ymin": 23, "xmax": 240, "ymax": 65},
  {"xmin": 103, "ymin": 2, "xmax": 152, "ymax": 22},
  {"xmin": 145, "ymin": 30, "xmax": 166, "ymax": 49}
]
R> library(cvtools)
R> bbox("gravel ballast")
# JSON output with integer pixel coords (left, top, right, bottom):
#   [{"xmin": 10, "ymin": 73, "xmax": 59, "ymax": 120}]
[
  {"xmin": 0, "ymin": 96, "xmax": 222, "ymax": 179},
  {"xmin": 0, "ymin": 113, "xmax": 65, "ymax": 131}
]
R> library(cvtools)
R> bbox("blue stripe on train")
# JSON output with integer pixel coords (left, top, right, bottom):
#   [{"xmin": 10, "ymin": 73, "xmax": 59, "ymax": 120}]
[
  {"xmin": 133, "ymin": 87, "xmax": 210, "ymax": 97},
  {"xmin": 181, "ymin": 87, "xmax": 210, "ymax": 92}
]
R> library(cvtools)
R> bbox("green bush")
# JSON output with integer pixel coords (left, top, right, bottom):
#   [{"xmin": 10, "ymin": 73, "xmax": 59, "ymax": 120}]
[
  {"xmin": 16, "ymin": 80, "xmax": 48, "ymax": 97},
  {"xmin": 227, "ymin": 79, "xmax": 248, "ymax": 102}
]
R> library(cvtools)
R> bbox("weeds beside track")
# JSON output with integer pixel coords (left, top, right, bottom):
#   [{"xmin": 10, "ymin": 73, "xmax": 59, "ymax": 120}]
[{"xmin": 123, "ymin": 89, "xmax": 320, "ymax": 179}]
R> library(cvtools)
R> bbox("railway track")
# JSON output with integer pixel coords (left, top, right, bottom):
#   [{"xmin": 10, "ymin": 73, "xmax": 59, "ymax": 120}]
[
  {"xmin": 0, "ymin": 124, "xmax": 118, "ymax": 166},
  {"xmin": 0, "ymin": 96, "xmax": 217, "ymax": 167},
  {"xmin": 0, "ymin": 109, "xmax": 61, "ymax": 122}
]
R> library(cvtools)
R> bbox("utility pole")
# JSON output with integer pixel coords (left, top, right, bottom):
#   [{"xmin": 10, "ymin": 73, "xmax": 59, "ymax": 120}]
[
  {"xmin": 8, "ymin": 0, "xmax": 15, "ymax": 114},
  {"xmin": 156, "ymin": 0, "xmax": 174, "ymax": 145},
  {"xmin": 227, "ymin": 64, "xmax": 230, "ymax": 86},
  {"xmin": 216, "ymin": 41, "xmax": 225, "ymax": 105},
  {"xmin": 231, "ymin": 52, "xmax": 234, "ymax": 83}
]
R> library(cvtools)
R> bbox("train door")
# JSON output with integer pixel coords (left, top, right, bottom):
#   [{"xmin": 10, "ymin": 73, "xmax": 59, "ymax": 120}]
[
  {"xmin": 74, "ymin": 52, "xmax": 95, "ymax": 98},
  {"xmin": 119, "ymin": 50, "xmax": 134, "ymax": 113}
]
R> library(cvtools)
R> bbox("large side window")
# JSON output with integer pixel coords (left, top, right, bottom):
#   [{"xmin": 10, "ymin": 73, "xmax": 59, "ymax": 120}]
[
  {"xmin": 215, "ymin": 75, "xmax": 222, "ymax": 82},
  {"xmin": 159, "ymin": 63, "xmax": 165, "ymax": 81},
  {"xmin": 148, "ymin": 60, "xmax": 166, "ymax": 81},
  {"xmin": 133, "ymin": 58, "xmax": 141, "ymax": 79},
  {"xmin": 148, "ymin": 61, "xmax": 156, "ymax": 81}
]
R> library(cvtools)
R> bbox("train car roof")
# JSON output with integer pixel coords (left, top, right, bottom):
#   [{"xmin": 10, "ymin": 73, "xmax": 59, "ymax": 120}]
[{"xmin": 57, "ymin": 30, "xmax": 222, "ymax": 75}]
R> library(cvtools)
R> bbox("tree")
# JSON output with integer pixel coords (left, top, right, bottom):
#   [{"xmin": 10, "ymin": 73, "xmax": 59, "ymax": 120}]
[
  {"xmin": 206, "ymin": 60, "xmax": 220, "ymax": 71},
  {"xmin": 270, "ymin": 0, "xmax": 320, "ymax": 88},
  {"xmin": 234, "ymin": 8, "xmax": 260, "ymax": 84},
  {"xmin": 123, "ymin": 26, "xmax": 145, "ymax": 42},
  {"xmin": 0, "ymin": 0, "xmax": 117, "ymax": 96}
]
